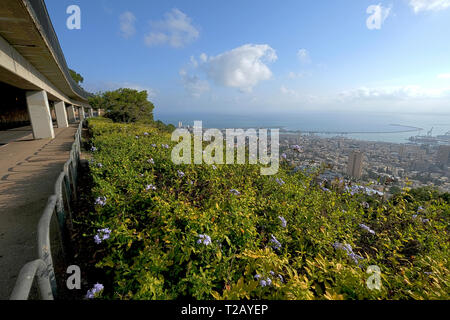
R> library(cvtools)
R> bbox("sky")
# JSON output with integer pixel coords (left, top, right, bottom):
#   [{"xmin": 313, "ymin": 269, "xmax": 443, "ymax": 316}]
[{"xmin": 45, "ymin": 0, "xmax": 450, "ymax": 116}]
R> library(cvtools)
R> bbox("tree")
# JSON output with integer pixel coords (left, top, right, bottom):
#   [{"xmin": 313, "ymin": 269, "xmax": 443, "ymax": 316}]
[
  {"xmin": 69, "ymin": 68, "xmax": 84, "ymax": 84},
  {"xmin": 88, "ymin": 88, "xmax": 154, "ymax": 123}
]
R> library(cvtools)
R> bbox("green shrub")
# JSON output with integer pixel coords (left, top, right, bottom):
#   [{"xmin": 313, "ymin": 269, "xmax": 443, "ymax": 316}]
[{"xmin": 78, "ymin": 118, "xmax": 450, "ymax": 300}]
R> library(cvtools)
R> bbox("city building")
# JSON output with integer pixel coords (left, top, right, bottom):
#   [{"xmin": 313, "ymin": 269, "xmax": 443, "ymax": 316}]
[
  {"xmin": 437, "ymin": 145, "xmax": 450, "ymax": 168},
  {"xmin": 347, "ymin": 151, "xmax": 364, "ymax": 179}
]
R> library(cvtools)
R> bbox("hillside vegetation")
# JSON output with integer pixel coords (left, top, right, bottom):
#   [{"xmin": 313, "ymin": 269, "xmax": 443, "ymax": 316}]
[{"xmin": 75, "ymin": 117, "xmax": 449, "ymax": 300}]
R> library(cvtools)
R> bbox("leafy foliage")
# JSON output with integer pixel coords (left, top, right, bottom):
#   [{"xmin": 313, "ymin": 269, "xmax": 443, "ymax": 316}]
[
  {"xmin": 76, "ymin": 118, "xmax": 450, "ymax": 300},
  {"xmin": 88, "ymin": 89, "xmax": 155, "ymax": 123},
  {"xmin": 69, "ymin": 68, "xmax": 84, "ymax": 84}
]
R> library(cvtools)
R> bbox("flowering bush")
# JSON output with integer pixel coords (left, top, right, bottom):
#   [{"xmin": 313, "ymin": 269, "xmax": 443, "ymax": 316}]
[{"xmin": 75, "ymin": 118, "xmax": 449, "ymax": 300}]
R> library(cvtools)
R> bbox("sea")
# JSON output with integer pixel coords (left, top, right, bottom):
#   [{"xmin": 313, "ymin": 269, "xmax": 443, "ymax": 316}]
[{"xmin": 155, "ymin": 111, "xmax": 450, "ymax": 145}]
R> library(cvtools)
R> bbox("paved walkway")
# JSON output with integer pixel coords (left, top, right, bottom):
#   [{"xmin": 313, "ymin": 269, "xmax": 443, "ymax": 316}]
[{"xmin": 0, "ymin": 124, "xmax": 78, "ymax": 299}]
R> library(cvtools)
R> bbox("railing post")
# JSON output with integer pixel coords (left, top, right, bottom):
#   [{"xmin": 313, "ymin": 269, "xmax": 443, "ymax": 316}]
[
  {"xmin": 10, "ymin": 259, "xmax": 54, "ymax": 300},
  {"xmin": 37, "ymin": 195, "xmax": 58, "ymax": 297}
]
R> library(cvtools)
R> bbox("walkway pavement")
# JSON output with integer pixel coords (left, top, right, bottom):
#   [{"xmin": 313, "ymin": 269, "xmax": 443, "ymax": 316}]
[{"xmin": 0, "ymin": 124, "xmax": 78, "ymax": 299}]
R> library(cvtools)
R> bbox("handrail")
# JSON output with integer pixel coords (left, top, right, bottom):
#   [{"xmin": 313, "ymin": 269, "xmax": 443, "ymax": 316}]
[
  {"xmin": 9, "ymin": 259, "xmax": 53, "ymax": 300},
  {"xmin": 10, "ymin": 119, "xmax": 87, "ymax": 300}
]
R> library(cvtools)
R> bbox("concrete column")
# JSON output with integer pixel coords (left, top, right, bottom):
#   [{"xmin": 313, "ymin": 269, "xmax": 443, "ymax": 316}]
[
  {"xmin": 88, "ymin": 108, "xmax": 94, "ymax": 117},
  {"xmin": 66, "ymin": 104, "xmax": 76, "ymax": 123},
  {"xmin": 79, "ymin": 106, "xmax": 85, "ymax": 121},
  {"xmin": 54, "ymin": 101, "xmax": 69, "ymax": 128},
  {"xmin": 26, "ymin": 90, "xmax": 55, "ymax": 139}
]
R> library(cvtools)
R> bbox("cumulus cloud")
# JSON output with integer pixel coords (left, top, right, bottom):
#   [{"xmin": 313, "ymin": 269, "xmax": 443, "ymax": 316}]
[
  {"xmin": 297, "ymin": 49, "xmax": 311, "ymax": 64},
  {"xmin": 280, "ymin": 86, "xmax": 296, "ymax": 95},
  {"xmin": 366, "ymin": 4, "xmax": 391, "ymax": 30},
  {"xmin": 85, "ymin": 81, "xmax": 157, "ymax": 98},
  {"xmin": 438, "ymin": 73, "xmax": 450, "ymax": 79},
  {"xmin": 409, "ymin": 0, "xmax": 450, "ymax": 13},
  {"xmin": 179, "ymin": 69, "xmax": 210, "ymax": 97},
  {"xmin": 288, "ymin": 71, "xmax": 308, "ymax": 79},
  {"xmin": 199, "ymin": 53, "xmax": 208, "ymax": 63},
  {"xmin": 119, "ymin": 11, "xmax": 136, "ymax": 38},
  {"xmin": 144, "ymin": 8, "xmax": 199, "ymax": 48},
  {"xmin": 340, "ymin": 85, "xmax": 450, "ymax": 101},
  {"xmin": 201, "ymin": 44, "xmax": 277, "ymax": 92}
]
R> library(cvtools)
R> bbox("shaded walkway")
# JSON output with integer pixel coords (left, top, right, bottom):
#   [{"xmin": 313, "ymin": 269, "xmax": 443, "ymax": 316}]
[{"xmin": 0, "ymin": 124, "xmax": 78, "ymax": 299}]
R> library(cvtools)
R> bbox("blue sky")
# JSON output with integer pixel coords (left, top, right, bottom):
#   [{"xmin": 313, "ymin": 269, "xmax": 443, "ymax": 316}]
[{"xmin": 46, "ymin": 0, "xmax": 450, "ymax": 115}]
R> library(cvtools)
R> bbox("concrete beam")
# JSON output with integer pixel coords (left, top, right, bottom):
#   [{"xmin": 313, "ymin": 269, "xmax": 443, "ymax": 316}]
[
  {"xmin": 79, "ymin": 106, "xmax": 85, "ymax": 121},
  {"xmin": 54, "ymin": 101, "xmax": 68, "ymax": 128},
  {"xmin": 0, "ymin": 34, "xmax": 90, "ymax": 109},
  {"xmin": 88, "ymin": 108, "xmax": 93, "ymax": 117},
  {"xmin": 26, "ymin": 90, "xmax": 55, "ymax": 139},
  {"xmin": 66, "ymin": 105, "xmax": 76, "ymax": 123}
]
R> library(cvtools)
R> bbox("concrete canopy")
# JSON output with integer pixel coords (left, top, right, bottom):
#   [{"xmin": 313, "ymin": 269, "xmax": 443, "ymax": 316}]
[{"xmin": 0, "ymin": 0, "xmax": 91, "ymax": 107}]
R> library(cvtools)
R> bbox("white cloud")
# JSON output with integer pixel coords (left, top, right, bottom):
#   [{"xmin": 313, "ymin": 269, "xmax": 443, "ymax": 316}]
[
  {"xmin": 366, "ymin": 4, "xmax": 391, "ymax": 30},
  {"xmin": 438, "ymin": 73, "xmax": 450, "ymax": 79},
  {"xmin": 340, "ymin": 85, "xmax": 450, "ymax": 101},
  {"xmin": 202, "ymin": 44, "xmax": 277, "ymax": 92},
  {"xmin": 179, "ymin": 69, "xmax": 210, "ymax": 97},
  {"xmin": 297, "ymin": 49, "xmax": 311, "ymax": 64},
  {"xmin": 190, "ymin": 56, "xmax": 198, "ymax": 68},
  {"xmin": 85, "ymin": 81, "xmax": 157, "ymax": 98},
  {"xmin": 409, "ymin": 0, "xmax": 450, "ymax": 13},
  {"xmin": 280, "ymin": 86, "xmax": 296, "ymax": 95},
  {"xmin": 144, "ymin": 8, "xmax": 199, "ymax": 48},
  {"xmin": 288, "ymin": 71, "xmax": 308, "ymax": 79},
  {"xmin": 119, "ymin": 11, "xmax": 136, "ymax": 38},
  {"xmin": 199, "ymin": 53, "xmax": 208, "ymax": 63}
]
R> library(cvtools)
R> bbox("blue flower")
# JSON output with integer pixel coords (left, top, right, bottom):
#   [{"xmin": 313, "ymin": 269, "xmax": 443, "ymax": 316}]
[
  {"xmin": 146, "ymin": 184, "xmax": 157, "ymax": 191},
  {"xmin": 278, "ymin": 216, "xmax": 287, "ymax": 228},
  {"xmin": 281, "ymin": 153, "xmax": 287, "ymax": 160},
  {"xmin": 93, "ymin": 234, "xmax": 102, "ymax": 244},
  {"xmin": 94, "ymin": 228, "xmax": 111, "ymax": 244},
  {"xmin": 333, "ymin": 242, "xmax": 364, "ymax": 265},
  {"xmin": 260, "ymin": 279, "xmax": 267, "ymax": 287},
  {"xmin": 291, "ymin": 145, "xmax": 303, "ymax": 152},
  {"xmin": 270, "ymin": 234, "xmax": 282, "ymax": 250},
  {"xmin": 162, "ymin": 144, "xmax": 169, "ymax": 149},
  {"xmin": 85, "ymin": 283, "xmax": 104, "ymax": 299},
  {"xmin": 90, "ymin": 146, "xmax": 97, "ymax": 152},
  {"xmin": 348, "ymin": 253, "xmax": 364, "ymax": 264},
  {"xmin": 197, "ymin": 234, "xmax": 212, "ymax": 246},
  {"xmin": 359, "ymin": 224, "xmax": 375, "ymax": 235},
  {"xmin": 97, "ymin": 163, "xmax": 103, "ymax": 168},
  {"xmin": 278, "ymin": 274, "xmax": 284, "ymax": 283},
  {"xmin": 144, "ymin": 132, "xmax": 149, "ymax": 136},
  {"xmin": 177, "ymin": 170, "xmax": 185, "ymax": 178},
  {"xmin": 275, "ymin": 178, "xmax": 285, "ymax": 186},
  {"xmin": 254, "ymin": 274, "xmax": 261, "ymax": 280},
  {"xmin": 147, "ymin": 158, "xmax": 155, "ymax": 164},
  {"xmin": 230, "ymin": 189, "xmax": 240, "ymax": 196},
  {"xmin": 212, "ymin": 165, "xmax": 217, "ymax": 170},
  {"xmin": 151, "ymin": 144, "xmax": 157, "ymax": 148},
  {"xmin": 95, "ymin": 196, "xmax": 107, "ymax": 207}
]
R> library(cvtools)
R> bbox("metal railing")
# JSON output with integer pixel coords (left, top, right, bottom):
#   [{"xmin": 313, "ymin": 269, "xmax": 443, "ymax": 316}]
[{"xmin": 10, "ymin": 120, "xmax": 84, "ymax": 300}]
